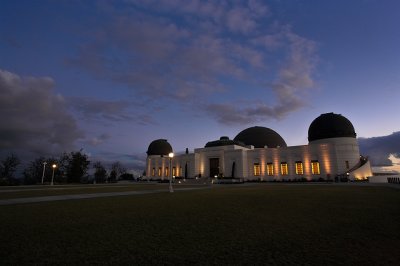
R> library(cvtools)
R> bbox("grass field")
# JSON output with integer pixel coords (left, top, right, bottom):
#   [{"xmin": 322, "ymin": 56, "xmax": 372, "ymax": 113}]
[{"xmin": 0, "ymin": 184, "xmax": 399, "ymax": 265}]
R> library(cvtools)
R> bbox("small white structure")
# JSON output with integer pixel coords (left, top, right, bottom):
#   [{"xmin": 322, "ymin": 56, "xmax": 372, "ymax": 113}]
[
  {"xmin": 146, "ymin": 113, "xmax": 372, "ymax": 181},
  {"xmin": 369, "ymin": 175, "xmax": 400, "ymax": 184}
]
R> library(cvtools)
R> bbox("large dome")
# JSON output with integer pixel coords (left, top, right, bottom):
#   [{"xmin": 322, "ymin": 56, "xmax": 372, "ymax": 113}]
[
  {"xmin": 234, "ymin": 126, "xmax": 287, "ymax": 148},
  {"xmin": 308, "ymin": 113, "xmax": 356, "ymax": 142},
  {"xmin": 147, "ymin": 139, "xmax": 173, "ymax": 156}
]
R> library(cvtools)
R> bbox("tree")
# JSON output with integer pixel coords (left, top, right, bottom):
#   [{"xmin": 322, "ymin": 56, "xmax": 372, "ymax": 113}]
[
  {"xmin": 109, "ymin": 161, "xmax": 126, "ymax": 182},
  {"xmin": 22, "ymin": 157, "xmax": 59, "ymax": 184},
  {"xmin": 93, "ymin": 161, "xmax": 107, "ymax": 183},
  {"xmin": 23, "ymin": 157, "xmax": 46, "ymax": 185},
  {"xmin": 0, "ymin": 154, "xmax": 21, "ymax": 185},
  {"xmin": 120, "ymin": 173, "xmax": 134, "ymax": 180},
  {"xmin": 60, "ymin": 150, "xmax": 90, "ymax": 183}
]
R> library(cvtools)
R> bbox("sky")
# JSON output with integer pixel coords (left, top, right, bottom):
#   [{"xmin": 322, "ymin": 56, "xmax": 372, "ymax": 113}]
[{"xmin": 1, "ymin": 0, "xmax": 399, "ymax": 174}]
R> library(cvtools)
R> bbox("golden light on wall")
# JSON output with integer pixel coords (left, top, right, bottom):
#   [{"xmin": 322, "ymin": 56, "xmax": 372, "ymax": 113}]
[
  {"xmin": 302, "ymin": 149, "xmax": 311, "ymax": 176},
  {"xmin": 272, "ymin": 148, "xmax": 280, "ymax": 178},
  {"xmin": 199, "ymin": 158, "xmax": 204, "ymax": 176},
  {"xmin": 320, "ymin": 144, "xmax": 331, "ymax": 174},
  {"xmin": 162, "ymin": 158, "xmax": 166, "ymax": 176},
  {"xmin": 260, "ymin": 151, "xmax": 266, "ymax": 176},
  {"xmin": 267, "ymin": 163, "xmax": 274, "ymax": 176}
]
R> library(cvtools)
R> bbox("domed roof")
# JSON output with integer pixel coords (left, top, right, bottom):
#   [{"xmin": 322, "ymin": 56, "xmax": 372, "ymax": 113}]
[
  {"xmin": 234, "ymin": 126, "xmax": 287, "ymax": 148},
  {"xmin": 308, "ymin": 113, "xmax": 356, "ymax": 142},
  {"xmin": 147, "ymin": 139, "xmax": 173, "ymax": 156},
  {"xmin": 205, "ymin": 136, "xmax": 245, "ymax": 148}
]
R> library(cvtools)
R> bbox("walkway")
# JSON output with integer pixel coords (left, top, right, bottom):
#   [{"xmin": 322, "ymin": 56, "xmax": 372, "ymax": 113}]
[{"xmin": 0, "ymin": 187, "xmax": 207, "ymax": 206}]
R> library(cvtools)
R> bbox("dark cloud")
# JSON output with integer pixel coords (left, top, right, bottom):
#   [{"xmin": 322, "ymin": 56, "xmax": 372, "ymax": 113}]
[
  {"xmin": 84, "ymin": 133, "xmax": 111, "ymax": 146},
  {"xmin": 0, "ymin": 69, "xmax": 83, "ymax": 158},
  {"xmin": 358, "ymin": 132, "xmax": 400, "ymax": 166},
  {"xmin": 68, "ymin": 0, "xmax": 318, "ymax": 125},
  {"xmin": 68, "ymin": 97, "xmax": 156, "ymax": 125}
]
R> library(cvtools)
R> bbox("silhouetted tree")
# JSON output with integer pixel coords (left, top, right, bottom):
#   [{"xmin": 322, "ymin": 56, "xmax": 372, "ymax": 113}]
[
  {"xmin": 109, "ymin": 161, "xmax": 126, "ymax": 182},
  {"xmin": 23, "ymin": 157, "xmax": 60, "ymax": 185},
  {"xmin": 120, "ymin": 173, "xmax": 134, "ymax": 180},
  {"xmin": 0, "ymin": 154, "xmax": 21, "ymax": 185},
  {"xmin": 60, "ymin": 150, "xmax": 90, "ymax": 183},
  {"xmin": 93, "ymin": 161, "xmax": 107, "ymax": 183},
  {"xmin": 23, "ymin": 157, "xmax": 45, "ymax": 185}
]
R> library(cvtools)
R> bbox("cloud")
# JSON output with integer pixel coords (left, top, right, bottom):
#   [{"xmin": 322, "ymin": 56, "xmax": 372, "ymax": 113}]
[
  {"xmin": 68, "ymin": 97, "xmax": 156, "ymax": 125},
  {"xmin": 85, "ymin": 133, "xmax": 111, "ymax": 146},
  {"xmin": 226, "ymin": 7, "xmax": 257, "ymax": 33},
  {"xmin": 0, "ymin": 69, "xmax": 83, "ymax": 158},
  {"xmin": 206, "ymin": 26, "xmax": 317, "ymax": 125},
  {"xmin": 69, "ymin": 0, "xmax": 318, "ymax": 125},
  {"xmin": 89, "ymin": 151, "xmax": 147, "ymax": 174},
  {"xmin": 358, "ymin": 131, "xmax": 400, "ymax": 166}
]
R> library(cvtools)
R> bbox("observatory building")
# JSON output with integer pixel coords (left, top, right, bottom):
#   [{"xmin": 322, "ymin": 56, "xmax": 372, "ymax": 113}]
[{"xmin": 145, "ymin": 113, "xmax": 372, "ymax": 181}]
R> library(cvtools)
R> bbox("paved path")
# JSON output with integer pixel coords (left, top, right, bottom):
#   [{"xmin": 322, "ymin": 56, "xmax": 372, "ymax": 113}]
[{"xmin": 0, "ymin": 187, "xmax": 207, "ymax": 206}]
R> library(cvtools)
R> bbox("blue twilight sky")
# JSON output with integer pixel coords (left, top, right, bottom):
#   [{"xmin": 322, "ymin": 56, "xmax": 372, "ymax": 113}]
[{"xmin": 1, "ymin": 0, "xmax": 399, "ymax": 173}]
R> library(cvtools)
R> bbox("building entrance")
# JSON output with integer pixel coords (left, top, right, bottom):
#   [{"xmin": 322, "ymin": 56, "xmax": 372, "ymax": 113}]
[{"xmin": 209, "ymin": 158, "xmax": 219, "ymax": 177}]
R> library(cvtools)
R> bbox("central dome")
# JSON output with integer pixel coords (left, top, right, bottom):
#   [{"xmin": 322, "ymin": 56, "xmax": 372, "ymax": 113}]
[
  {"xmin": 234, "ymin": 126, "xmax": 287, "ymax": 148},
  {"xmin": 205, "ymin": 136, "xmax": 245, "ymax": 148}
]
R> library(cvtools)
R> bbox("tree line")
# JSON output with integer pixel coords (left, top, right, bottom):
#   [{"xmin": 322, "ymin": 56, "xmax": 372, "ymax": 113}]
[{"xmin": 0, "ymin": 150, "xmax": 136, "ymax": 186}]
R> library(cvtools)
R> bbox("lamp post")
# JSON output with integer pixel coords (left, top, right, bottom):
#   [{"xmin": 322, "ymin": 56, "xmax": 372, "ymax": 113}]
[
  {"xmin": 168, "ymin": 152, "xmax": 174, "ymax": 193},
  {"xmin": 50, "ymin": 164, "xmax": 57, "ymax": 186},
  {"xmin": 41, "ymin": 162, "xmax": 47, "ymax": 185}
]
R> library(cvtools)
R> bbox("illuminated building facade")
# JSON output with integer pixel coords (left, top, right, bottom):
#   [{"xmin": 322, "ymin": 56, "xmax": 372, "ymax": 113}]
[{"xmin": 146, "ymin": 113, "xmax": 372, "ymax": 181}]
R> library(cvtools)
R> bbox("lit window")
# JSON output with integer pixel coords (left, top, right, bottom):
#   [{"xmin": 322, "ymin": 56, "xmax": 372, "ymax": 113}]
[
  {"xmin": 152, "ymin": 168, "xmax": 155, "ymax": 177},
  {"xmin": 267, "ymin": 163, "xmax": 274, "ymax": 176},
  {"xmin": 295, "ymin": 161, "xmax": 303, "ymax": 175},
  {"xmin": 172, "ymin": 167, "xmax": 176, "ymax": 176},
  {"xmin": 311, "ymin": 161, "xmax": 320, "ymax": 175},
  {"xmin": 254, "ymin": 163, "xmax": 261, "ymax": 176},
  {"xmin": 158, "ymin": 167, "xmax": 162, "ymax": 177},
  {"xmin": 281, "ymin": 162, "xmax": 288, "ymax": 175},
  {"xmin": 165, "ymin": 167, "xmax": 169, "ymax": 177}
]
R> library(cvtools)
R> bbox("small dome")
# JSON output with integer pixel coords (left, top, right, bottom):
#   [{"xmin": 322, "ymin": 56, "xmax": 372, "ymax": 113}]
[
  {"xmin": 205, "ymin": 136, "xmax": 244, "ymax": 148},
  {"xmin": 308, "ymin": 113, "xmax": 356, "ymax": 142},
  {"xmin": 147, "ymin": 139, "xmax": 173, "ymax": 156},
  {"xmin": 234, "ymin": 126, "xmax": 287, "ymax": 148}
]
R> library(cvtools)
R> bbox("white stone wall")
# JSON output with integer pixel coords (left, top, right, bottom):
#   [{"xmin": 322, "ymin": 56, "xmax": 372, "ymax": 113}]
[
  {"xmin": 310, "ymin": 137, "xmax": 361, "ymax": 177},
  {"xmin": 369, "ymin": 175, "xmax": 400, "ymax": 183},
  {"xmin": 145, "ymin": 137, "xmax": 371, "ymax": 180}
]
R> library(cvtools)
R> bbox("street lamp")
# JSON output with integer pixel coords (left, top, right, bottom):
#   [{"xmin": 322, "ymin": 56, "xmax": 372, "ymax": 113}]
[
  {"xmin": 168, "ymin": 152, "xmax": 174, "ymax": 193},
  {"xmin": 41, "ymin": 162, "xmax": 47, "ymax": 184},
  {"xmin": 50, "ymin": 164, "xmax": 57, "ymax": 186}
]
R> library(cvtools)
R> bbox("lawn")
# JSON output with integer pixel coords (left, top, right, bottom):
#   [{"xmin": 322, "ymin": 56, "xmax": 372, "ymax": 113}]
[{"xmin": 0, "ymin": 184, "xmax": 399, "ymax": 265}]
